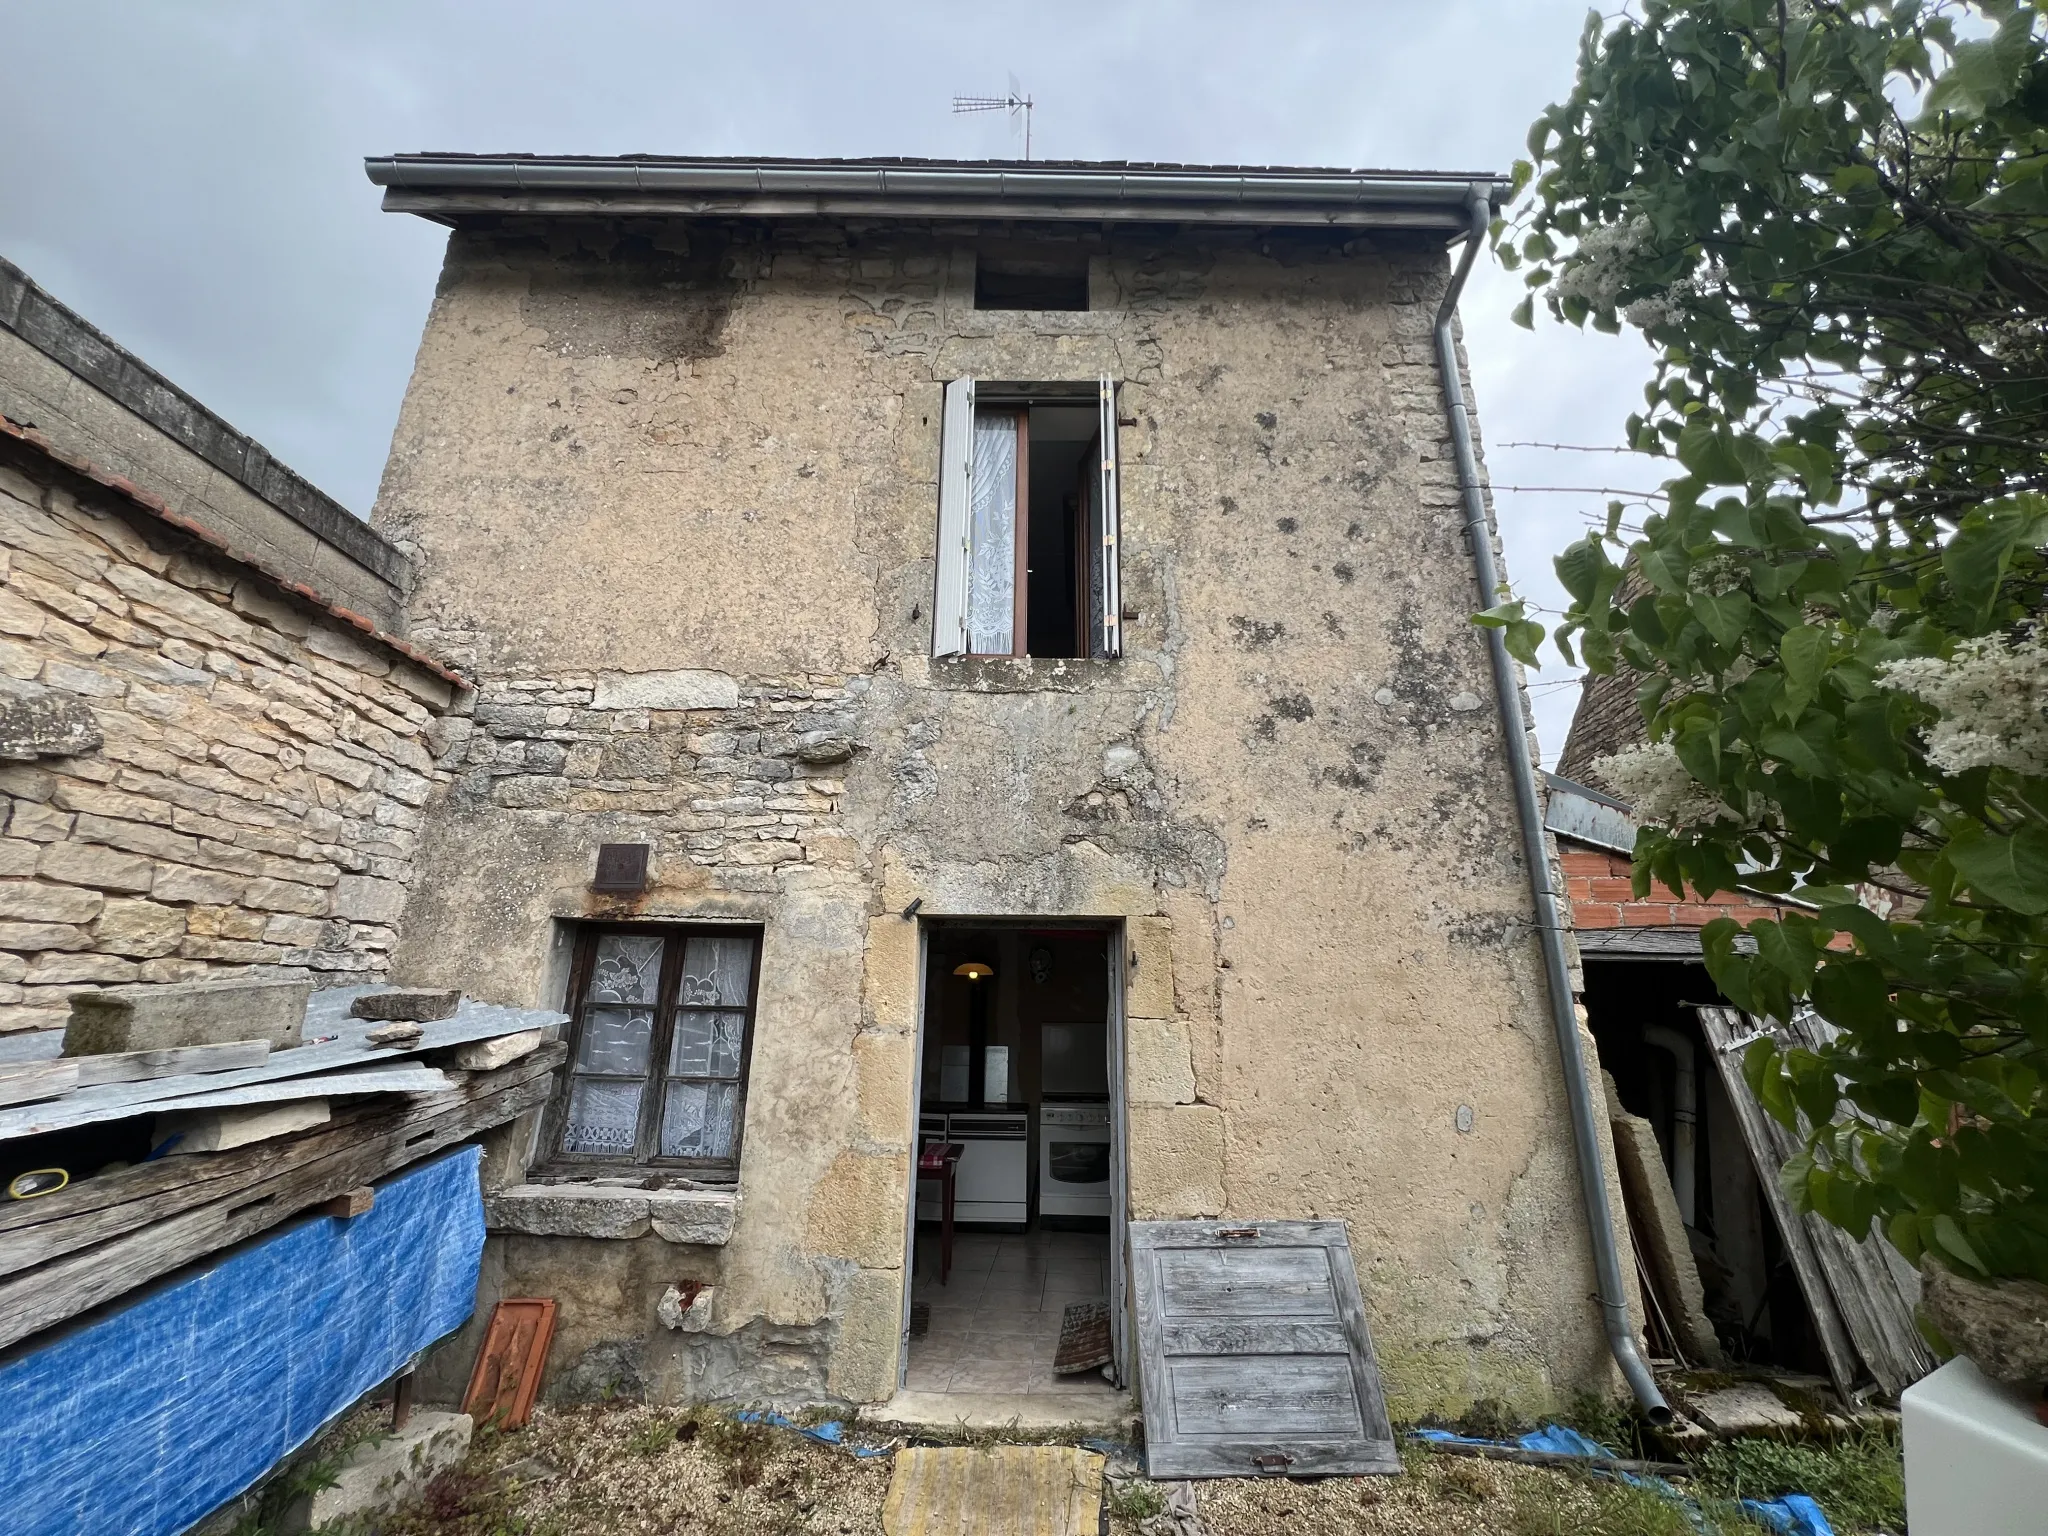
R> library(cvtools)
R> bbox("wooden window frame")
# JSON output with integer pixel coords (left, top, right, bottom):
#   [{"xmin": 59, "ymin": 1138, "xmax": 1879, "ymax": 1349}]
[
  {"xmin": 933, "ymin": 379, "xmax": 1121, "ymax": 661},
  {"xmin": 537, "ymin": 922, "xmax": 764, "ymax": 1182}
]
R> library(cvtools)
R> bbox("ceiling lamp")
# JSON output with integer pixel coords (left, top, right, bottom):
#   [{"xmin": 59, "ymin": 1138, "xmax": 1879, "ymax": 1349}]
[{"xmin": 952, "ymin": 960, "xmax": 994, "ymax": 982}]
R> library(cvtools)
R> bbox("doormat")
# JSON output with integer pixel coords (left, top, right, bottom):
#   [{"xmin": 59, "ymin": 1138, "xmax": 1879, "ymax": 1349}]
[
  {"xmin": 1054, "ymin": 1300, "xmax": 1112, "ymax": 1374},
  {"xmin": 908, "ymin": 1302, "xmax": 930, "ymax": 1340},
  {"xmin": 883, "ymin": 1446, "xmax": 1104, "ymax": 1536}
]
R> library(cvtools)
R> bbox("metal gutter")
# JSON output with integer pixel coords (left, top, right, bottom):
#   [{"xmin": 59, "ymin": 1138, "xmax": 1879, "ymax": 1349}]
[
  {"xmin": 1433, "ymin": 188, "xmax": 1672, "ymax": 1422},
  {"xmin": 365, "ymin": 155, "xmax": 1507, "ymax": 229}
]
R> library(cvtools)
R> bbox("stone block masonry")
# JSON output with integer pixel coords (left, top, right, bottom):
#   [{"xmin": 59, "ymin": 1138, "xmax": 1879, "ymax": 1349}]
[
  {"xmin": 435, "ymin": 668, "xmax": 857, "ymax": 891},
  {"xmin": 0, "ymin": 444, "xmax": 455, "ymax": 1035}
]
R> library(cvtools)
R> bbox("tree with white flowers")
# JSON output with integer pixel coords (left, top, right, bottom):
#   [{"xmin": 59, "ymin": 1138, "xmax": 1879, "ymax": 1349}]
[{"xmin": 1493, "ymin": 0, "xmax": 2048, "ymax": 1286}]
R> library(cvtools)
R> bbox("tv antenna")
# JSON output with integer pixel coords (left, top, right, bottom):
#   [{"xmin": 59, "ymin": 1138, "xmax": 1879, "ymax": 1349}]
[{"xmin": 952, "ymin": 74, "xmax": 1034, "ymax": 160}]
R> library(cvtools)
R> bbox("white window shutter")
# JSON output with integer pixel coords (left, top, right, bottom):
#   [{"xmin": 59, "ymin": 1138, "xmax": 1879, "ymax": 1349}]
[
  {"xmin": 932, "ymin": 377, "xmax": 975, "ymax": 656},
  {"xmin": 1096, "ymin": 376, "xmax": 1123, "ymax": 658}
]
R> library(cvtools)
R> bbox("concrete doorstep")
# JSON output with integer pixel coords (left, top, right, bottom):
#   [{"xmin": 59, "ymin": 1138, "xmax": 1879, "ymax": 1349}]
[{"xmin": 280, "ymin": 1411, "xmax": 472, "ymax": 1532}]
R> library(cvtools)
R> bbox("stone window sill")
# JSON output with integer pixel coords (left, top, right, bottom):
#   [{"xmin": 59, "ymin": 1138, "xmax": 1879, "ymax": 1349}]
[{"xmin": 483, "ymin": 1183, "xmax": 737, "ymax": 1246}]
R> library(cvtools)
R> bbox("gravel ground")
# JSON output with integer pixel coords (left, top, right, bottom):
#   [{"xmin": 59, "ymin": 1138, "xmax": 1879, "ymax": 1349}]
[
  {"xmin": 379, "ymin": 1403, "xmax": 897, "ymax": 1536},
  {"xmin": 1122, "ymin": 1448, "xmax": 1721, "ymax": 1536},
  {"xmin": 359, "ymin": 1406, "xmax": 1774, "ymax": 1536}
]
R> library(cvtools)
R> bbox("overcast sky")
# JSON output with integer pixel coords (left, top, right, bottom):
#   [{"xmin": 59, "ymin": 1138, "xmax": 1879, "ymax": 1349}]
[{"xmin": 0, "ymin": 0, "xmax": 1670, "ymax": 763}]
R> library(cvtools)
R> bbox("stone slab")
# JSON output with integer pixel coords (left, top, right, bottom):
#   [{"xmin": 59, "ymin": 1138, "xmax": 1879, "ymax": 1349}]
[
  {"xmin": 153, "ymin": 1098, "xmax": 330, "ymax": 1154},
  {"xmin": 1609, "ymin": 1109, "xmax": 1724, "ymax": 1366},
  {"xmin": 351, "ymin": 989, "xmax": 461, "ymax": 1023},
  {"xmin": 862, "ymin": 1391, "xmax": 1137, "ymax": 1435},
  {"xmin": 0, "ymin": 680, "xmax": 102, "ymax": 761},
  {"xmin": 64, "ymin": 979, "xmax": 311, "ymax": 1055},
  {"xmin": 882, "ymin": 1445, "xmax": 1105, "ymax": 1536},
  {"xmin": 450, "ymin": 1027, "xmax": 543, "ymax": 1071},
  {"xmin": 648, "ymin": 1189, "xmax": 740, "ymax": 1246},
  {"xmin": 484, "ymin": 1182, "xmax": 737, "ymax": 1245},
  {"xmin": 282, "ymin": 1411, "xmax": 473, "ymax": 1533},
  {"xmin": 592, "ymin": 669, "xmax": 739, "ymax": 711},
  {"xmin": 1685, "ymin": 1382, "xmax": 1809, "ymax": 1436}
]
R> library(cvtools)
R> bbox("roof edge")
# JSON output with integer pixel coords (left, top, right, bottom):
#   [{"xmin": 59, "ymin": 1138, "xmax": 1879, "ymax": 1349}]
[
  {"xmin": 0, "ymin": 418, "xmax": 465, "ymax": 687},
  {"xmin": 364, "ymin": 155, "xmax": 1508, "ymax": 228},
  {"xmin": 0, "ymin": 256, "xmax": 410, "ymax": 589}
]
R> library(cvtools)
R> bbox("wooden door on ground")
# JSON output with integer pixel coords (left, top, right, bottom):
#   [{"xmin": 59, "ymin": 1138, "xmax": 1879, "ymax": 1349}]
[{"xmin": 1129, "ymin": 1219, "xmax": 1397, "ymax": 1479}]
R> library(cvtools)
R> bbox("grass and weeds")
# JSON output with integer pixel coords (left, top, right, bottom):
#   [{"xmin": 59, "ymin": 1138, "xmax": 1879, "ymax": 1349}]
[
  {"xmin": 1690, "ymin": 1421, "xmax": 1905, "ymax": 1535},
  {"xmin": 345, "ymin": 1396, "xmax": 1903, "ymax": 1536},
  {"xmin": 1103, "ymin": 1476, "xmax": 1166, "ymax": 1522},
  {"xmin": 220, "ymin": 1403, "xmax": 399, "ymax": 1536}
]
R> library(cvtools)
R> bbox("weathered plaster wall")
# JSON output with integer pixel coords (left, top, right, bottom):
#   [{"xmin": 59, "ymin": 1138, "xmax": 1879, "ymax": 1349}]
[{"xmin": 377, "ymin": 219, "xmax": 1624, "ymax": 1417}]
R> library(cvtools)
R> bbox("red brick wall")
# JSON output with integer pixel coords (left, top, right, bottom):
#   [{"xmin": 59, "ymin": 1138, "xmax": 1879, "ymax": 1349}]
[{"xmin": 1561, "ymin": 845, "xmax": 1798, "ymax": 931}]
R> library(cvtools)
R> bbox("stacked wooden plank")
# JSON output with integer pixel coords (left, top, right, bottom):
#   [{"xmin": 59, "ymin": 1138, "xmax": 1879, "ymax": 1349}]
[{"xmin": 0, "ymin": 986, "xmax": 565, "ymax": 1351}]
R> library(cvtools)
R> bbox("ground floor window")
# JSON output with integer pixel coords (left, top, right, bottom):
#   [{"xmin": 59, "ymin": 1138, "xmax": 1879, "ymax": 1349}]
[{"xmin": 541, "ymin": 923, "xmax": 761, "ymax": 1179}]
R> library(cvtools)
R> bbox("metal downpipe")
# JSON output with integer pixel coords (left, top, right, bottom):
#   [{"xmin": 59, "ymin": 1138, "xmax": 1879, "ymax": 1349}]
[{"xmin": 1432, "ymin": 186, "xmax": 1672, "ymax": 1423}]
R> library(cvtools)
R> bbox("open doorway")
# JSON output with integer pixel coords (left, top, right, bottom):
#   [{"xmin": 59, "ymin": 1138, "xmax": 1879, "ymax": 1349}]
[
  {"xmin": 1585, "ymin": 959, "xmax": 1829, "ymax": 1374},
  {"xmin": 898, "ymin": 921, "xmax": 1127, "ymax": 1409}
]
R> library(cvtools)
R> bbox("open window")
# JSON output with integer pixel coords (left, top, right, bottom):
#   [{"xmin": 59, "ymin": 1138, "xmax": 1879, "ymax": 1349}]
[{"xmin": 932, "ymin": 378, "xmax": 1122, "ymax": 659}]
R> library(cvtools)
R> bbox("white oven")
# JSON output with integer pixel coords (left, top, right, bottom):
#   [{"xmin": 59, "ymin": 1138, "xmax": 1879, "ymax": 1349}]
[{"xmin": 1038, "ymin": 1101, "xmax": 1111, "ymax": 1218}]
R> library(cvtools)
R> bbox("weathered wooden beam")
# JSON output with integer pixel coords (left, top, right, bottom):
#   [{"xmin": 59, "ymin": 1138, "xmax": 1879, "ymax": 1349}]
[
  {"xmin": 0, "ymin": 1052, "xmax": 560, "ymax": 1351},
  {"xmin": 319, "ymin": 1187, "xmax": 375, "ymax": 1219},
  {"xmin": 0, "ymin": 1059, "xmax": 79, "ymax": 1108},
  {"xmin": 0, "ymin": 1047, "xmax": 562, "ymax": 1255}
]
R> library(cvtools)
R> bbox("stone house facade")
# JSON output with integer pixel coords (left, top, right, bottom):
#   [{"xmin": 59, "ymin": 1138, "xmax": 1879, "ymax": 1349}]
[
  {"xmin": 0, "ymin": 260, "xmax": 459, "ymax": 1036},
  {"xmin": 365, "ymin": 155, "xmax": 1635, "ymax": 1420}
]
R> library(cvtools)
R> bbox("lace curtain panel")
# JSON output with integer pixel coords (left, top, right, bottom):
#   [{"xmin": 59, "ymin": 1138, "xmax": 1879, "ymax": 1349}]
[
  {"xmin": 966, "ymin": 411, "xmax": 1018, "ymax": 654},
  {"xmin": 561, "ymin": 930, "xmax": 756, "ymax": 1161}
]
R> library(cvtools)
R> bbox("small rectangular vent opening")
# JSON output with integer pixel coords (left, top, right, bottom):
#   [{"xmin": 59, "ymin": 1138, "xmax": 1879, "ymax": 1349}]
[
  {"xmin": 975, "ymin": 258, "xmax": 1089, "ymax": 311},
  {"xmin": 592, "ymin": 843, "xmax": 651, "ymax": 893}
]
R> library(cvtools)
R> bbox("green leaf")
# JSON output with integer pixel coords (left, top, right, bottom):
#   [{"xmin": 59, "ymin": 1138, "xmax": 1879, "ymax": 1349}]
[
  {"xmin": 1512, "ymin": 294, "xmax": 1535, "ymax": 330},
  {"xmin": 1946, "ymin": 823, "xmax": 2048, "ymax": 915},
  {"xmin": 1703, "ymin": 917, "xmax": 1756, "ymax": 1012},
  {"xmin": 1693, "ymin": 590, "xmax": 1753, "ymax": 646},
  {"xmin": 1942, "ymin": 497, "xmax": 2048, "ymax": 618},
  {"xmin": 1753, "ymin": 918, "xmax": 1820, "ymax": 991},
  {"xmin": 1554, "ymin": 536, "xmax": 1620, "ymax": 609},
  {"xmin": 1812, "ymin": 958, "xmax": 1894, "ymax": 1033},
  {"xmin": 1779, "ymin": 625, "xmax": 1829, "ymax": 713},
  {"xmin": 1675, "ymin": 419, "xmax": 1748, "ymax": 485},
  {"xmin": 1933, "ymin": 1214, "xmax": 1989, "ymax": 1276}
]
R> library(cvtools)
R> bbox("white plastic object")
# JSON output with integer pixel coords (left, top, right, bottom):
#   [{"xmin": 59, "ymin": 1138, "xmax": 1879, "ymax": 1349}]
[{"xmin": 1902, "ymin": 1355, "xmax": 2048, "ymax": 1535}]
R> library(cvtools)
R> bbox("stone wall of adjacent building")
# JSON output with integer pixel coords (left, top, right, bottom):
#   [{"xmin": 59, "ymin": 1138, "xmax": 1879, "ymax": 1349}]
[{"xmin": 0, "ymin": 437, "xmax": 454, "ymax": 1035}]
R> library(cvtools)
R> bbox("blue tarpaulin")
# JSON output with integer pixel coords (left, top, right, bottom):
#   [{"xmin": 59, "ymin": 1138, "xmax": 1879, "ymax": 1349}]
[{"xmin": 0, "ymin": 1146, "xmax": 485, "ymax": 1536}]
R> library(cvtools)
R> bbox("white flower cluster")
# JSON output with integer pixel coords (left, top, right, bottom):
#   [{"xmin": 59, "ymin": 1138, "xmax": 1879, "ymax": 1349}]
[
  {"xmin": 1554, "ymin": 214, "xmax": 1695, "ymax": 331},
  {"xmin": 1553, "ymin": 216, "xmax": 1653, "ymax": 310},
  {"xmin": 1623, "ymin": 290, "xmax": 1690, "ymax": 330},
  {"xmin": 1592, "ymin": 741, "xmax": 1745, "ymax": 827},
  {"xmin": 1877, "ymin": 629, "xmax": 2048, "ymax": 775}
]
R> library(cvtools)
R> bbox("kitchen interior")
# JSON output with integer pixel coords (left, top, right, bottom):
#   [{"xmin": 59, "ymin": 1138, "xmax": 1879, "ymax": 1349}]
[{"xmin": 906, "ymin": 923, "xmax": 1123, "ymax": 1402}]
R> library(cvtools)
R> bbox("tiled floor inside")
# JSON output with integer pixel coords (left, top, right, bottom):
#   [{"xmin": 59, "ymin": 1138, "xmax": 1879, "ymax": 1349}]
[{"xmin": 906, "ymin": 1226, "xmax": 1124, "ymax": 1400}]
